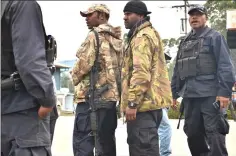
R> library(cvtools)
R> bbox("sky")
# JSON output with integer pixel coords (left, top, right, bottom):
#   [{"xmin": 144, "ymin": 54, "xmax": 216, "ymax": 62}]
[{"xmin": 37, "ymin": 1, "xmax": 206, "ymax": 61}]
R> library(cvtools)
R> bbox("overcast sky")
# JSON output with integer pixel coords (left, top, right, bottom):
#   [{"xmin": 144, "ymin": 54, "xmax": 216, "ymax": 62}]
[{"xmin": 37, "ymin": 1, "xmax": 206, "ymax": 61}]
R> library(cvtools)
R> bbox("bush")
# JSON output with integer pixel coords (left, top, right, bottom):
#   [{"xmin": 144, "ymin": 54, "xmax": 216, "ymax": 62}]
[
  {"xmin": 168, "ymin": 104, "xmax": 236, "ymax": 120},
  {"xmin": 168, "ymin": 106, "xmax": 181, "ymax": 119},
  {"xmin": 226, "ymin": 109, "xmax": 236, "ymax": 120}
]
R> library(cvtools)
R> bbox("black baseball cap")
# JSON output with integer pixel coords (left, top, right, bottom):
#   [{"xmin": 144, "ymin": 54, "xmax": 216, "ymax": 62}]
[{"xmin": 188, "ymin": 5, "xmax": 207, "ymax": 15}]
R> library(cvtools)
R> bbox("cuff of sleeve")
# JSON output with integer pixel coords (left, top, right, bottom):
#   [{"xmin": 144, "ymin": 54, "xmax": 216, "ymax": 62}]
[
  {"xmin": 172, "ymin": 93, "xmax": 180, "ymax": 99},
  {"xmin": 217, "ymin": 89, "xmax": 231, "ymax": 98},
  {"xmin": 37, "ymin": 96, "xmax": 56, "ymax": 108}
]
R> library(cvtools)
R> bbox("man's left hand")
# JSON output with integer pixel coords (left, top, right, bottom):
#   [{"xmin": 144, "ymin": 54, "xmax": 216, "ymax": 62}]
[
  {"xmin": 125, "ymin": 107, "xmax": 137, "ymax": 121},
  {"xmin": 217, "ymin": 96, "xmax": 230, "ymax": 109}
]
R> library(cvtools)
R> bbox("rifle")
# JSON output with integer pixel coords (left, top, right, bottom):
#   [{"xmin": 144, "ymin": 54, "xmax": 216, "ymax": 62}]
[
  {"xmin": 177, "ymin": 100, "xmax": 184, "ymax": 129},
  {"xmin": 87, "ymin": 30, "xmax": 100, "ymax": 156}
]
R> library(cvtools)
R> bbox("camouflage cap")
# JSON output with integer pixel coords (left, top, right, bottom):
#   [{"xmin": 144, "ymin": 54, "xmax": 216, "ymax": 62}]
[
  {"xmin": 80, "ymin": 4, "xmax": 110, "ymax": 17},
  {"xmin": 188, "ymin": 5, "xmax": 207, "ymax": 15}
]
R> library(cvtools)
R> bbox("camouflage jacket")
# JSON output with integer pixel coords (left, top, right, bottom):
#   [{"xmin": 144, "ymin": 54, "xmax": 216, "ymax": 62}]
[
  {"xmin": 121, "ymin": 21, "xmax": 172, "ymax": 112},
  {"xmin": 72, "ymin": 24, "xmax": 122, "ymax": 104}
]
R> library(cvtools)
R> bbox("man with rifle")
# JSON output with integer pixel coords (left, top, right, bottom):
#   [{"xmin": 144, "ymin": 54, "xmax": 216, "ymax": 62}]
[
  {"xmin": 1, "ymin": 0, "xmax": 56, "ymax": 156},
  {"xmin": 71, "ymin": 4, "xmax": 122, "ymax": 156}
]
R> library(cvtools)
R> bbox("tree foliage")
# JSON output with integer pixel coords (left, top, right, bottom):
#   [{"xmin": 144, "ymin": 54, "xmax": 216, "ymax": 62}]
[
  {"xmin": 162, "ymin": 36, "xmax": 184, "ymax": 49},
  {"xmin": 168, "ymin": 38, "xmax": 177, "ymax": 47},
  {"xmin": 162, "ymin": 39, "xmax": 169, "ymax": 47},
  {"xmin": 204, "ymin": 0, "xmax": 236, "ymax": 38},
  {"xmin": 61, "ymin": 72, "xmax": 74, "ymax": 93}
]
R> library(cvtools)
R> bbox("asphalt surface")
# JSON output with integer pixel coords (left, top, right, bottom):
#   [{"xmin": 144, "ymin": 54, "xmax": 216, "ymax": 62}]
[{"xmin": 51, "ymin": 116, "xmax": 236, "ymax": 156}]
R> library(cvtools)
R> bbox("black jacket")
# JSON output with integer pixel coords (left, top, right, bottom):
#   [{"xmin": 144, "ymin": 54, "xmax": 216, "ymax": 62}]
[{"xmin": 1, "ymin": 1, "xmax": 55, "ymax": 114}]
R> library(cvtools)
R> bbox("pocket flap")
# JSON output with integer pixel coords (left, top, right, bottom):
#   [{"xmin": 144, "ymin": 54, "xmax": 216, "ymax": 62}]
[
  {"xmin": 195, "ymin": 74, "xmax": 215, "ymax": 80},
  {"xmin": 15, "ymin": 132, "xmax": 51, "ymax": 148}
]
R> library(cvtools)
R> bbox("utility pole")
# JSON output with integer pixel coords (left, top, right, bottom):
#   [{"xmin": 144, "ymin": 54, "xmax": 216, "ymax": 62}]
[
  {"xmin": 172, "ymin": 0, "xmax": 196, "ymax": 35},
  {"xmin": 184, "ymin": 0, "xmax": 188, "ymax": 35}
]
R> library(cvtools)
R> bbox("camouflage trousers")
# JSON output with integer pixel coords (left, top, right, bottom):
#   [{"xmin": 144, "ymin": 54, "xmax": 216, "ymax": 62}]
[
  {"xmin": 126, "ymin": 109, "xmax": 163, "ymax": 156},
  {"xmin": 73, "ymin": 102, "xmax": 117, "ymax": 156},
  {"xmin": 1, "ymin": 107, "xmax": 51, "ymax": 156}
]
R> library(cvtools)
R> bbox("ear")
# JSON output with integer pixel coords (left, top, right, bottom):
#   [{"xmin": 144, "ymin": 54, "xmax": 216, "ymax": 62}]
[
  {"xmin": 100, "ymin": 12, "xmax": 106, "ymax": 20},
  {"xmin": 139, "ymin": 14, "xmax": 145, "ymax": 20}
]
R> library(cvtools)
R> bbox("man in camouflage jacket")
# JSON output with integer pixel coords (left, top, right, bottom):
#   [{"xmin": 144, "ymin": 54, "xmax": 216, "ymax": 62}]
[
  {"xmin": 71, "ymin": 4, "xmax": 122, "ymax": 156},
  {"xmin": 121, "ymin": 0, "xmax": 172, "ymax": 155}
]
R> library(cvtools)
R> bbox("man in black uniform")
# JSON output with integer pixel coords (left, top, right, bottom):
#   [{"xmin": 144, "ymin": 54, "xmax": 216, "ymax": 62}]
[
  {"xmin": 1, "ymin": 1, "xmax": 56, "ymax": 156},
  {"xmin": 171, "ymin": 5, "xmax": 235, "ymax": 156}
]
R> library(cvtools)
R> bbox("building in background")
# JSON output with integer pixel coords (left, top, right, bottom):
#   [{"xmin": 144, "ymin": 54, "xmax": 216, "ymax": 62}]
[{"xmin": 53, "ymin": 62, "xmax": 70, "ymax": 90}]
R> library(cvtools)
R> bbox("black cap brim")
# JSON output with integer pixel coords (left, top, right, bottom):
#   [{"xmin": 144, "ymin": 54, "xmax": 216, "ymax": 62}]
[
  {"xmin": 80, "ymin": 11, "xmax": 90, "ymax": 17},
  {"xmin": 188, "ymin": 8, "xmax": 205, "ymax": 15}
]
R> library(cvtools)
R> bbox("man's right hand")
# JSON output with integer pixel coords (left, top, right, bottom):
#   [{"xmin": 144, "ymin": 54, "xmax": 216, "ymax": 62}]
[
  {"xmin": 172, "ymin": 99, "xmax": 177, "ymax": 110},
  {"xmin": 38, "ymin": 106, "xmax": 53, "ymax": 119}
]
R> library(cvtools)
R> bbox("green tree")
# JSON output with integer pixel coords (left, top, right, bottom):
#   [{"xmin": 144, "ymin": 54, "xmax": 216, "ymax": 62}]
[
  {"xmin": 61, "ymin": 72, "xmax": 74, "ymax": 93},
  {"xmin": 167, "ymin": 57, "xmax": 176, "ymax": 80},
  {"xmin": 204, "ymin": 0, "xmax": 236, "ymax": 38},
  {"xmin": 61, "ymin": 72, "xmax": 70, "ymax": 88},
  {"xmin": 168, "ymin": 38, "xmax": 177, "ymax": 47},
  {"xmin": 162, "ymin": 39, "xmax": 169, "ymax": 47}
]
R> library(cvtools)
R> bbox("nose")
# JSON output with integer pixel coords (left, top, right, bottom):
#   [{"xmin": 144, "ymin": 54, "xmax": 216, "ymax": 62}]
[
  {"xmin": 123, "ymin": 15, "xmax": 127, "ymax": 21},
  {"xmin": 192, "ymin": 15, "xmax": 197, "ymax": 19},
  {"xmin": 86, "ymin": 16, "xmax": 89, "ymax": 21}
]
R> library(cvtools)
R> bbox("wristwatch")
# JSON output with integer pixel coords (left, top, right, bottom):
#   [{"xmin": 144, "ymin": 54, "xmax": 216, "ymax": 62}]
[{"xmin": 128, "ymin": 101, "xmax": 138, "ymax": 109}]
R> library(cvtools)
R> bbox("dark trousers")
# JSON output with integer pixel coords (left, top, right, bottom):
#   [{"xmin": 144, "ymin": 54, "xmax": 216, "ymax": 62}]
[
  {"xmin": 126, "ymin": 109, "xmax": 163, "ymax": 156},
  {"xmin": 49, "ymin": 106, "xmax": 58, "ymax": 143},
  {"xmin": 1, "ymin": 107, "xmax": 52, "ymax": 156},
  {"xmin": 183, "ymin": 97, "xmax": 229, "ymax": 156},
  {"xmin": 73, "ymin": 102, "xmax": 117, "ymax": 156}
]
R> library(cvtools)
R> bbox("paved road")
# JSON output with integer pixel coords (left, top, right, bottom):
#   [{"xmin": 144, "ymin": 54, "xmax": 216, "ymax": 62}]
[{"xmin": 52, "ymin": 116, "xmax": 236, "ymax": 156}]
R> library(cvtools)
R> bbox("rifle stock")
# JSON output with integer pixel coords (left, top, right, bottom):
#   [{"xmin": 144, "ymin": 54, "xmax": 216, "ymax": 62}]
[{"xmin": 177, "ymin": 100, "xmax": 184, "ymax": 129}]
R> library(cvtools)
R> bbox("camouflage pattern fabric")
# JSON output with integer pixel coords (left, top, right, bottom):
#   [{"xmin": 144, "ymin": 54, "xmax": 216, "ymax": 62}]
[
  {"xmin": 72, "ymin": 24, "xmax": 122, "ymax": 104},
  {"xmin": 121, "ymin": 21, "xmax": 172, "ymax": 112},
  {"xmin": 80, "ymin": 4, "xmax": 110, "ymax": 17}
]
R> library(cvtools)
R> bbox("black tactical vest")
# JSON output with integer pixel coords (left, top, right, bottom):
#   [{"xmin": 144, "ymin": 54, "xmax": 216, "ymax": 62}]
[
  {"xmin": 1, "ymin": 9, "xmax": 17, "ymax": 77},
  {"xmin": 1, "ymin": 2, "xmax": 57, "ymax": 77},
  {"xmin": 177, "ymin": 28, "xmax": 217, "ymax": 80}
]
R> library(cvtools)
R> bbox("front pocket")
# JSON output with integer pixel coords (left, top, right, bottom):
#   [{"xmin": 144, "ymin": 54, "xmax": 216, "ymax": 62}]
[
  {"xmin": 217, "ymin": 115, "xmax": 230, "ymax": 135},
  {"xmin": 75, "ymin": 113, "xmax": 91, "ymax": 133},
  {"xmin": 139, "ymin": 127, "xmax": 158, "ymax": 148}
]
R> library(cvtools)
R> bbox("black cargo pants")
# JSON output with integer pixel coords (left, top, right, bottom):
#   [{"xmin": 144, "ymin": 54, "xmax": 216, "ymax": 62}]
[
  {"xmin": 183, "ymin": 96, "xmax": 229, "ymax": 156},
  {"xmin": 73, "ymin": 102, "xmax": 117, "ymax": 156},
  {"xmin": 126, "ymin": 109, "xmax": 163, "ymax": 156},
  {"xmin": 1, "ymin": 107, "xmax": 52, "ymax": 156}
]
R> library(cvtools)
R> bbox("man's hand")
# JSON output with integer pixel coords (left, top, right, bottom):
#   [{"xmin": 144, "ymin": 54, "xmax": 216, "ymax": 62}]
[
  {"xmin": 125, "ymin": 107, "xmax": 137, "ymax": 121},
  {"xmin": 217, "ymin": 96, "xmax": 230, "ymax": 109},
  {"xmin": 38, "ymin": 106, "xmax": 53, "ymax": 119},
  {"xmin": 172, "ymin": 99, "xmax": 178, "ymax": 110}
]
